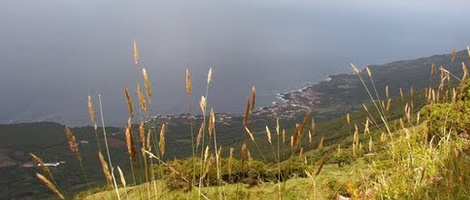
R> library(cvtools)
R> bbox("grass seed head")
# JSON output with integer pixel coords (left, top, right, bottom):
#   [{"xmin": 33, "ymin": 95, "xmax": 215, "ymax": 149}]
[
  {"xmin": 451, "ymin": 47, "xmax": 457, "ymax": 63},
  {"xmin": 197, "ymin": 122, "xmax": 205, "ymax": 148},
  {"xmin": 251, "ymin": 86, "xmax": 256, "ymax": 112},
  {"xmin": 98, "ymin": 151, "xmax": 113, "ymax": 187},
  {"xmin": 199, "ymin": 96, "xmax": 207, "ymax": 115},
  {"xmin": 207, "ymin": 68, "xmax": 213, "ymax": 86},
  {"xmin": 117, "ymin": 166, "xmax": 126, "ymax": 187},
  {"xmin": 87, "ymin": 95, "xmax": 96, "ymax": 129},
  {"xmin": 142, "ymin": 68, "xmax": 152, "ymax": 103},
  {"xmin": 243, "ymin": 97, "xmax": 251, "ymax": 125},
  {"xmin": 133, "ymin": 41, "xmax": 139, "ymax": 64},
  {"xmin": 125, "ymin": 119, "xmax": 137, "ymax": 167},
  {"xmin": 159, "ymin": 123, "xmax": 166, "ymax": 157},
  {"xmin": 317, "ymin": 137, "xmax": 324, "ymax": 151},
  {"xmin": 65, "ymin": 127, "xmax": 82, "ymax": 164},
  {"xmin": 244, "ymin": 126, "xmax": 255, "ymax": 142},
  {"xmin": 351, "ymin": 63, "xmax": 360, "ymax": 74},
  {"xmin": 208, "ymin": 108, "xmax": 215, "ymax": 138},
  {"xmin": 265, "ymin": 125, "xmax": 272, "ymax": 144},
  {"xmin": 139, "ymin": 122, "xmax": 145, "ymax": 146},
  {"xmin": 124, "ymin": 88, "xmax": 134, "ymax": 118},
  {"xmin": 137, "ymin": 83, "xmax": 147, "ymax": 115},
  {"xmin": 366, "ymin": 67, "xmax": 372, "ymax": 78},
  {"xmin": 36, "ymin": 173, "xmax": 64, "ymax": 200},
  {"xmin": 30, "ymin": 153, "xmax": 55, "ymax": 183},
  {"xmin": 185, "ymin": 69, "xmax": 192, "ymax": 98}
]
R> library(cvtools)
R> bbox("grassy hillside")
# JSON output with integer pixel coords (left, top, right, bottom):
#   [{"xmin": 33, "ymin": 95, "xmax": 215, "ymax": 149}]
[{"xmin": 3, "ymin": 48, "xmax": 470, "ymax": 199}]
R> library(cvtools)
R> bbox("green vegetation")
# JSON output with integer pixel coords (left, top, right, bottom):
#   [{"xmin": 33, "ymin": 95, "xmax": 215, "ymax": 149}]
[{"xmin": 3, "ymin": 48, "xmax": 470, "ymax": 199}]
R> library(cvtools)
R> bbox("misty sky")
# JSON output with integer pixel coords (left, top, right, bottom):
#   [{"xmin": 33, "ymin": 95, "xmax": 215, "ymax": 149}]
[{"xmin": 1, "ymin": 0, "xmax": 470, "ymax": 126}]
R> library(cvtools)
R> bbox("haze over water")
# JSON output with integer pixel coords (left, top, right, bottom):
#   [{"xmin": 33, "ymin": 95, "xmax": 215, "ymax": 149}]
[{"xmin": 1, "ymin": 0, "xmax": 470, "ymax": 126}]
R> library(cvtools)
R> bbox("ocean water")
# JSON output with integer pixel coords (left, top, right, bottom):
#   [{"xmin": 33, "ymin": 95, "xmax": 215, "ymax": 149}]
[{"xmin": 1, "ymin": 0, "xmax": 470, "ymax": 127}]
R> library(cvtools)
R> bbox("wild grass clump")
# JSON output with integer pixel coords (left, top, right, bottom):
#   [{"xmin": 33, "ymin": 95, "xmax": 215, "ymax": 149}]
[{"xmin": 31, "ymin": 43, "xmax": 470, "ymax": 200}]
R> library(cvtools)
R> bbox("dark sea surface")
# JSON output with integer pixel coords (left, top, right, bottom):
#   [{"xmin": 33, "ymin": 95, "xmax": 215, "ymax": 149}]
[{"xmin": 1, "ymin": 0, "xmax": 470, "ymax": 126}]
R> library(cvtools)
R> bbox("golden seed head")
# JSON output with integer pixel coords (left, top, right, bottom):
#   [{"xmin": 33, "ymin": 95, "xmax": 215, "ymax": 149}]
[
  {"xmin": 366, "ymin": 67, "xmax": 372, "ymax": 78},
  {"xmin": 146, "ymin": 129, "xmax": 152, "ymax": 151},
  {"xmin": 139, "ymin": 122, "xmax": 145, "ymax": 146},
  {"xmin": 199, "ymin": 96, "xmax": 207, "ymax": 115},
  {"xmin": 243, "ymin": 97, "xmax": 251, "ymax": 126},
  {"xmin": 65, "ymin": 127, "xmax": 82, "ymax": 164},
  {"xmin": 462, "ymin": 62, "xmax": 468, "ymax": 81},
  {"xmin": 251, "ymin": 86, "xmax": 256, "ymax": 112},
  {"xmin": 36, "ymin": 173, "xmax": 64, "ymax": 200},
  {"xmin": 265, "ymin": 125, "xmax": 272, "ymax": 144},
  {"xmin": 137, "ymin": 83, "xmax": 147, "ymax": 115},
  {"xmin": 282, "ymin": 129, "xmax": 286, "ymax": 144},
  {"xmin": 451, "ymin": 47, "xmax": 457, "ymax": 63},
  {"xmin": 124, "ymin": 88, "xmax": 134, "ymax": 118},
  {"xmin": 142, "ymin": 68, "xmax": 152, "ymax": 103},
  {"xmin": 308, "ymin": 130, "xmax": 312, "ymax": 144},
  {"xmin": 351, "ymin": 63, "xmax": 360, "ymax": 74},
  {"xmin": 276, "ymin": 118, "xmax": 280, "ymax": 135},
  {"xmin": 117, "ymin": 166, "xmax": 126, "ymax": 187},
  {"xmin": 467, "ymin": 46, "xmax": 470, "ymax": 61},
  {"xmin": 30, "ymin": 153, "xmax": 55, "ymax": 183},
  {"xmin": 125, "ymin": 118, "xmax": 137, "ymax": 167},
  {"xmin": 207, "ymin": 68, "xmax": 213, "ymax": 85},
  {"xmin": 87, "ymin": 95, "xmax": 96, "ymax": 128},
  {"xmin": 159, "ymin": 123, "xmax": 166, "ymax": 157},
  {"xmin": 244, "ymin": 126, "xmax": 255, "ymax": 142},
  {"xmin": 208, "ymin": 108, "xmax": 215, "ymax": 137},
  {"xmin": 196, "ymin": 122, "xmax": 205, "ymax": 148},
  {"xmin": 185, "ymin": 69, "xmax": 192, "ymax": 98},
  {"xmin": 98, "ymin": 151, "xmax": 113, "ymax": 187},
  {"xmin": 133, "ymin": 41, "xmax": 139, "ymax": 64},
  {"xmin": 385, "ymin": 85, "xmax": 389, "ymax": 99}
]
